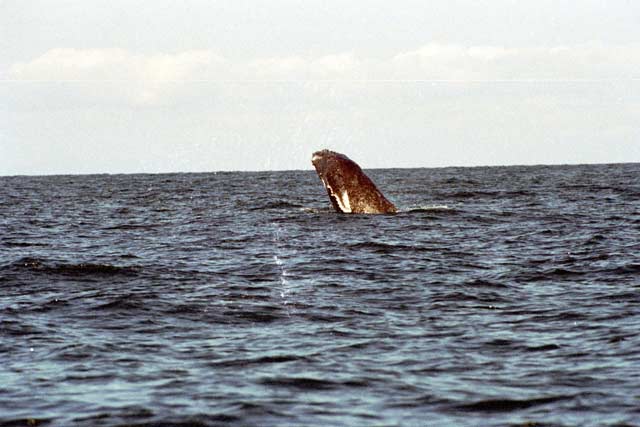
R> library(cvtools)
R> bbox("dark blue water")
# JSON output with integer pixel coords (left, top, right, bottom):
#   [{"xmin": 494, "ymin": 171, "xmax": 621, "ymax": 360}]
[{"xmin": 1, "ymin": 163, "xmax": 639, "ymax": 427}]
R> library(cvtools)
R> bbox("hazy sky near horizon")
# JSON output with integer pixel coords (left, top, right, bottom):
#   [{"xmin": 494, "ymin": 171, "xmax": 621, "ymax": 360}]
[{"xmin": 2, "ymin": 0, "xmax": 639, "ymax": 175}]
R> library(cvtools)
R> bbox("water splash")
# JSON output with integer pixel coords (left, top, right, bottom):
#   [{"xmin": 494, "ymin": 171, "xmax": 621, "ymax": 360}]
[{"xmin": 271, "ymin": 223, "xmax": 292, "ymax": 314}]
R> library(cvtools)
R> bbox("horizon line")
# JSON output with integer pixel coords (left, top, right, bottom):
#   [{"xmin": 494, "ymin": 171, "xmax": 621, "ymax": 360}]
[
  {"xmin": 2, "ymin": 160, "xmax": 637, "ymax": 178},
  {"xmin": 2, "ymin": 78, "xmax": 639, "ymax": 84}
]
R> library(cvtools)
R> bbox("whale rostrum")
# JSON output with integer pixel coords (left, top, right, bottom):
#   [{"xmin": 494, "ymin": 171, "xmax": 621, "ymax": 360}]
[{"xmin": 311, "ymin": 149, "xmax": 397, "ymax": 214}]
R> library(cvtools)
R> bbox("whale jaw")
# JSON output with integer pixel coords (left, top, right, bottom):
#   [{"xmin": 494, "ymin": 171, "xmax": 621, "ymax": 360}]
[{"xmin": 311, "ymin": 149, "xmax": 397, "ymax": 214}]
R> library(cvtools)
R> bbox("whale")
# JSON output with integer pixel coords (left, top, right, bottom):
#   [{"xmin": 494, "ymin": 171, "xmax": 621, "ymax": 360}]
[{"xmin": 311, "ymin": 149, "xmax": 397, "ymax": 214}]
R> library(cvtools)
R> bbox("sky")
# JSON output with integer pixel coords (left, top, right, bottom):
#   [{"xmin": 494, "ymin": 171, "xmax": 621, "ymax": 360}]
[{"xmin": 1, "ymin": 0, "xmax": 639, "ymax": 175}]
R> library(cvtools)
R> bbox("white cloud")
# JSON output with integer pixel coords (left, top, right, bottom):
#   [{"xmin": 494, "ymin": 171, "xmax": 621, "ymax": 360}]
[
  {"xmin": 7, "ymin": 43, "xmax": 640, "ymax": 108},
  {"xmin": 12, "ymin": 43, "xmax": 640, "ymax": 83},
  {"xmin": 391, "ymin": 42, "xmax": 640, "ymax": 80},
  {"xmin": 9, "ymin": 48, "xmax": 226, "ymax": 106},
  {"xmin": 247, "ymin": 56, "xmax": 308, "ymax": 80},
  {"xmin": 10, "ymin": 48, "xmax": 223, "ymax": 81},
  {"xmin": 312, "ymin": 53, "xmax": 360, "ymax": 76},
  {"xmin": 246, "ymin": 53, "xmax": 362, "ymax": 80}
]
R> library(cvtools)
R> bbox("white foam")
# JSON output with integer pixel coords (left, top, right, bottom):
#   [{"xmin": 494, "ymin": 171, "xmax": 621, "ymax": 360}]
[
  {"xmin": 405, "ymin": 204, "xmax": 453, "ymax": 213},
  {"xmin": 417, "ymin": 205, "xmax": 451, "ymax": 210}
]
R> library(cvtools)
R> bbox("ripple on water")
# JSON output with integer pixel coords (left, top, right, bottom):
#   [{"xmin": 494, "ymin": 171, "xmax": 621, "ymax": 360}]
[{"xmin": 0, "ymin": 165, "xmax": 639, "ymax": 427}]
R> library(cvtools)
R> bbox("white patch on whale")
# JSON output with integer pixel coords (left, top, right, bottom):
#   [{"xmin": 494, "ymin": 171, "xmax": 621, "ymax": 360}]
[
  {"xmin": 322, "ymin": 178, "xmax": 352, "ymax": 213},
  {"xmin": 339, "ymin": 190, "xmax": 351, "ymax": 213}
]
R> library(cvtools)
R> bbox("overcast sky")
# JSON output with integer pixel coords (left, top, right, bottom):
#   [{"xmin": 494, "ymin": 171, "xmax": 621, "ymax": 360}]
[{"xmin": 2, "ymin": 0, "xmax": 639, "ymax": 175}]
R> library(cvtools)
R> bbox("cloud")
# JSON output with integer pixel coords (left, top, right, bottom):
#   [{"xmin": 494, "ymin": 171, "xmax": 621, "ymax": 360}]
[
  {"xmin": 10, "ymin": 48, "xmax": 222, "ymax": 81},
  {"xmin": 240, "ymin": 53, "xmax": 363, "ymax": 82},
  {"xmin": 7, "ymin": 43, "xmax": 639, "ymax": 108},
  {"xmin": 12, "ymin": 43, "xmax": 640, "ymax": 83},
  {"xmin": 391, "ymin": 42, "xmax": 640, "ymax": 80},
  {"xmin": 9, "ymin": 48, "xmax": 226, "ymax": 106}
]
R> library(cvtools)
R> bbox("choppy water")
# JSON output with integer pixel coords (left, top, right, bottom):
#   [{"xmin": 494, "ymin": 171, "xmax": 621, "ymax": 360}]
[{"xmin": 1, "ymin": 163, "xmax": 639, "ymax": 427}]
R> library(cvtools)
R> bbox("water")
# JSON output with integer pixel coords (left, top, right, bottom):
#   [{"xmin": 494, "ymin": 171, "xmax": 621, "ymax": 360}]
[{"xmin": 1, "ymin": 163, "xmax": 639, "ymax": 427}]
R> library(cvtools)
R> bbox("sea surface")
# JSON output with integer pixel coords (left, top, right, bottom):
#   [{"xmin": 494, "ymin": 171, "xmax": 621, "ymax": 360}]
[{"xmin": 1, "ymin": 163, "xmax": 639, "ymax": 427}]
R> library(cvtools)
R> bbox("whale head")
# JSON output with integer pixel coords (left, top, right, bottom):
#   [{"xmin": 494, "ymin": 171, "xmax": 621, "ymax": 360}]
[{"xmin": 311, "ymin": 149, "xmax": 397, "ymax": 214}]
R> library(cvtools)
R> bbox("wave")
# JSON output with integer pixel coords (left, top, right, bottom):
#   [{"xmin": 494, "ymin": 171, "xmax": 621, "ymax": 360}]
[
  {"xmin": 298, "ymin": 204, "xmax": 455, "ymax": 215},
  {"xmin": 404, "ymin": 205, "xmax": 456, "ymax": 214},
  {"xmin": 93, "ymin": 295, "xmax": 146, "ymax": 311},
  {"xmin": 70, "ymin": 407, "xmax": 242, "ymax": 427},
  {"xmin": 1, "ymin": 241, "xmax": 48, "ymax": 248},
  {"xmin": 259, "ymin": 376, "xmax": 368, "ymax": 391},
  {"xmin": 347, "ymin": 241, "xmax": 438, "ymax": 254},
  {"xmin": 208, "ymin": 354, "xmax": 308, "ymax": 368},
  {"xmin": 103, "ymin": 223, "xmax": 158, "ymax": 230},
  {"xmin": 455, "ymin": 395, "xmax": 572, "ymax": 412},
  {"xmin": 2, "ymin": 257, "xmax": 139, "ymax": 277},
  {"xmin": 248, "ymin": 201, "xmax": 303, "ymax": 211},
  {"xmin": 447, "ymin": 190, "xmax": 498, "ymax": 199},
  {"xmin": 0, "ymin": 418, "xmax": 53, "ymax": 427}
]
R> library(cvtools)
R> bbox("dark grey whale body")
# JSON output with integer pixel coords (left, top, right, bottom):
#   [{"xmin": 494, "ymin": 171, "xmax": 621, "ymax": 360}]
[{"xmin": 311, "ymin": 149, "xmax": 397, "ymax": 214}]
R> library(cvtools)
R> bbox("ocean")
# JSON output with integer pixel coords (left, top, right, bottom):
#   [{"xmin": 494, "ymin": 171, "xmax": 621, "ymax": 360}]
[{"xmin": 1, "ymin": 163, "xmax": 639, "ymax": 427}]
